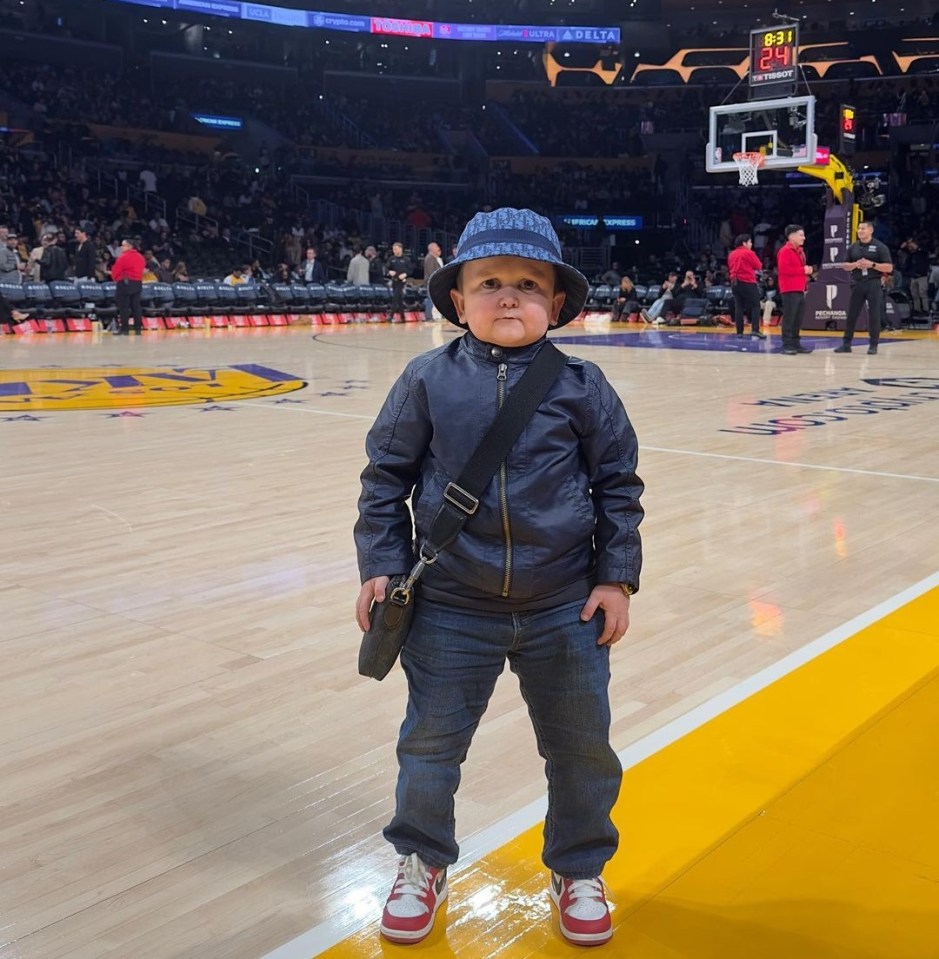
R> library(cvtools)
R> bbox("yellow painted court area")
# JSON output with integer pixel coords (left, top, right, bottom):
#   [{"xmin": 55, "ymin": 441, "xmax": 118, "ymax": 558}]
[
  {"xmin": 324, "ymin": 588, "xmax": 939, "ymax": 959},
  {"xmin": 0, "ymin": 365, "xmax": 306, "ymax": 411}
]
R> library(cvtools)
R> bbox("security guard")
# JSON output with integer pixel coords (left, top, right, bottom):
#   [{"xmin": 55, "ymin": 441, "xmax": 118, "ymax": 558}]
[{"xmin": 834, "ymin": 221, "xmax": 893, "ymax": 355}]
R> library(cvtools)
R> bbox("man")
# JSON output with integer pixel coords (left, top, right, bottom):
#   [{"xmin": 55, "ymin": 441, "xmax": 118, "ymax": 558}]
[
  {"xmin": 223, "ymin": 266, "xmax": 250, "ymax": 286},
  {"xmin": 301, "ymin": 247, "xmax": 327, "ymax": 285},
  {"xmin": 422, "ymin": 241, "xmax": 443, "ymax": 321},
  {"xmin": 903, "ymin": 238, "xmax": 930, "ymax": 316},
  {"xmin": 385, "ymin": 241, "xmax": 411, "ymax": 323},
  {"xmin": 776, "ymin": 224, "xmax": 814, "ymax": 355},
  {"xmin": 73, "ymin": 228, "xmax": 97, "ymax": 281},
  {"xmin": 0, "ymin": 228, "xmax": 22, "ymax": 284},
  {"xmin": 834, "ymin": 221, "xmax": 893, "ymax": 356},
  {"xmin": 367, "ymin": 246, "xmax": 384, "ymax": 285},
  {"xmin": 39, "ymin": 234, "xmax": 69, "ymax": 282},
  {"xmin": 346, "ymin": 246, "xmax": 371, "ymax": 286},
  {"xmin": 110, "ymin": 238, "xmax": 145, "ymax": 334},
  {"xmin": 727, "ymin": 234, "xmax": 766, "ymax": 339}
]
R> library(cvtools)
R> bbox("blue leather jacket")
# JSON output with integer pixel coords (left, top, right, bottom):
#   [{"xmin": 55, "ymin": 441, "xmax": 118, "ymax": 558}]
[{"xmin": 355, "ymin": 332, "xmax": 643, "ymax": 612}]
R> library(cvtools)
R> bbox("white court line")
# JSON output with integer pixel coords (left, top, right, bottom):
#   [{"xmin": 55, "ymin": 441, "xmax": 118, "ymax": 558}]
[
  {"xmin": 642, "ymin": 445, "xmax": 939, "ymax": 484},
  {"xmin": 256, "ymin": 569, "xmax": 939, "ymax": 959},
  {"xmin": 239, "ymin": 402, "xmax": 374, "ymax": 420},
  {"xmin": 238, "ymin": 404, "xmax": 939, "ymax": 484}
]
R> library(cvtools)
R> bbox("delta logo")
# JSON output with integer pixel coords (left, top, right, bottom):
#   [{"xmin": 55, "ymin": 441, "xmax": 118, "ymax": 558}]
[{"xmin": 0, "ymin": 364, "xmax": 306, "ymax": 412}]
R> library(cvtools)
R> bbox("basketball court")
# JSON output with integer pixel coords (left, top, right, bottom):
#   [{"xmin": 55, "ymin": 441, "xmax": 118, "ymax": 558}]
[{"xmin": 3, "ymin": 319, "xmax": 938, "ymax": 958}]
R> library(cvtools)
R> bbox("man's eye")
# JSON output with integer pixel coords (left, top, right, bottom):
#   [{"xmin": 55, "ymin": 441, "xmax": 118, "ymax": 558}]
[
  {"xmin": 519, "ymin": 279, "xmax": 538, "ymax": 291},
  {"xmin": 481, "ymin": 278, "xmax": 499, "ymax": 289}
]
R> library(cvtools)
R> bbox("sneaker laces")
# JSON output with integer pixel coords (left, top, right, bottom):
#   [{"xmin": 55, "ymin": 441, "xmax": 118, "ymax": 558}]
[
  {"xmin": 563, "ymin": 877, "xmax": 608, "ymax": 921},
  {"xmin": 389, "ymin": 853, "xmax": 433, "ymax": 913}
]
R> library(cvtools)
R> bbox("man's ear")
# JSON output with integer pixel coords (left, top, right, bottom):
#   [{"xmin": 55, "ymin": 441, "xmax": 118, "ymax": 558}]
[
  {"xmin": 549, "ymin": 291, "xmax": 566, "ymax": 327},
  {"xmin": 450, "ymin": 287, "xmax": 467, "ymax": 324}
]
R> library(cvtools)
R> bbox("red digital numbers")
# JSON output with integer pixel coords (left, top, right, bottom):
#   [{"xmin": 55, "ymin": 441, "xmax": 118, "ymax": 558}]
[{"xmin": 759, "ymin": 45, "xmax": 791, "ymax": 72}]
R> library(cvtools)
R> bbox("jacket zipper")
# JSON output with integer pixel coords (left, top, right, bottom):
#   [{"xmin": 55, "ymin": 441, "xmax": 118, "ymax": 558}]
[{"xmin": 497, "ymin": 362, "xmax": 512, "ymax": 596}]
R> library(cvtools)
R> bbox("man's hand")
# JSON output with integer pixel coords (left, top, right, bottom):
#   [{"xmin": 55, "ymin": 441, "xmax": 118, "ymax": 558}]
[
  {"xmin": 580, "ymin": 584, "xmax": 631, "ymax": 646},
  {"xmin": 355, "ymin": 575, "xmax": 391, "ymax": 632}
]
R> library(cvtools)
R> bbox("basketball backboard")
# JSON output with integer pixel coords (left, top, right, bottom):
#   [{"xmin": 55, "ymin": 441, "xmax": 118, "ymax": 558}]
[{"xmin": 706, "ymin": 95, "xmax": 817, "ymax": 173}]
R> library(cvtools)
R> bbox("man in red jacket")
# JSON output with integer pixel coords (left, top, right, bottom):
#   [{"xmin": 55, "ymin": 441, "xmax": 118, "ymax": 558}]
[
  {"xmin": 110, "ymin": 238, "xmax": 145, "ymax": 334},
  {"xmin": 727, "ymin": 233, "xmax": 766, "ymax": 339},
  {"xmin": 775, "ymin": 224, "xmax": 815, "ymax": 354}
]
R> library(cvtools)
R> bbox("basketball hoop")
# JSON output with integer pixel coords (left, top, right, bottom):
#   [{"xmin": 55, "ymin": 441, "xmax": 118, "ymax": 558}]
[{"xmin": 733, "ymin": 151, "xmax": 765, "ymax": 187}]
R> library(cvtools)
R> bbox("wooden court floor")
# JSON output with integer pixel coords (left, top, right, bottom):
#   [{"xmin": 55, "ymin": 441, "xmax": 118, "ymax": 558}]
[{"xmin": 2, "ymin": 321, "xmax": 938, "ymax": 959}]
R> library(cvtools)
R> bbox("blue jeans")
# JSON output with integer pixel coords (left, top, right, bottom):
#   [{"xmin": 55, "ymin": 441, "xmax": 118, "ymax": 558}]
[{"xmin": 384, "ymin": 598, "xmax": 622, "ymax": 879}]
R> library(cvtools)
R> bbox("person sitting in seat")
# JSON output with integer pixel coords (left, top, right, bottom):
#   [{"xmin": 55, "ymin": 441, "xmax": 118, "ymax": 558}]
[
  {"xmin": 641, "ymin": 272, "xmax": 678, "ymax": 323},
  {"xmin": 610, "ymin": 276, "xmax": 640, "ymax": 322}
]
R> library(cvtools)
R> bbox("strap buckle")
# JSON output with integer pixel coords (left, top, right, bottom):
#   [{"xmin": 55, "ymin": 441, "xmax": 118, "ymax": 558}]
[{"xmin": 443, "ymin": 482, "xmax": 479, "ymax": 516}]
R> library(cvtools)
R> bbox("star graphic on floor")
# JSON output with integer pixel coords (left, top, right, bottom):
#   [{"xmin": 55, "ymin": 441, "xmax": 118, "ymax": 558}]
[
  {"xmin": 1, "ymin": 414, "xmax": 45, "ymax": 422},
  {"xmin": 104, "ymin": 411, "xmax": 147, "ymax": 418}
]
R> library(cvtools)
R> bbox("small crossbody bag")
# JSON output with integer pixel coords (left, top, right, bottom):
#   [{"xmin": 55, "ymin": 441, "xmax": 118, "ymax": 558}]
[{"xmin": 358, "ymin": 341, "xmax": 568, "ymax": 680}]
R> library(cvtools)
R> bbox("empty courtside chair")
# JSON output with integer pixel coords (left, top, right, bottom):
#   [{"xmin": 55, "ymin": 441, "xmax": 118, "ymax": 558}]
[
  {"xmin": 215, "ymin": 282, "xmax": 239, "ymax": 316},
  {"xmin": 678, "ymin": 296, "xmax": 708, "ymax": 325},
  {"xmin": 270, "ymin": 282, "xmax": 294, "ymax": 309},
  {"xmin": 290, "ymin": 282, "xmax": 313, "ymax": 311},
  {"xmin": 593, "ymin": 284, "xmax": 614, "ymax": 308},
  {"xmin": 172, "ymin": 282, "xmax": 199, "ymax": 317},
  {"xmin": 192, "ymin": 280, "xmax": 222, "ymax": 315},
  {"xmin": 706, "ymin": 284, "xmax": 729, "ymax": 316},
  {"xmin": 235, "ymin": 283, "xmax": 261, "ymax": 315},
  {"xmin": 48, "ymin": 280, "xmax": 87, "ymax": 318},
  {"xmin": 23, "ymin": 282, "xmax": 55, "ymax": 318}
]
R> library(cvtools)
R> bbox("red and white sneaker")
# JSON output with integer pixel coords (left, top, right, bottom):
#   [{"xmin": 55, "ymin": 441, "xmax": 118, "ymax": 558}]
[
  {"xmin": 380, "ymin": 853, "xmax": 448, "ymax": 944},
  {"xmin": 549, "ymin": 872, "xmax": 612, "ymax": 945}
]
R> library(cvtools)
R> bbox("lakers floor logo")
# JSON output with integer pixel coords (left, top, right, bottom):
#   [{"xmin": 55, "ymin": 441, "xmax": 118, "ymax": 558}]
[{"xmin": 0, "ymin": 364, "xmax": 306, "ymax": 412}]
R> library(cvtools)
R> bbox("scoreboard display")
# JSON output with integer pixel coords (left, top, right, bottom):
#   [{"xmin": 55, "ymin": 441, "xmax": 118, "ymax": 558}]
[
  {"xmin": 839, "ymin": 104, "xmax": 857, "ymax": 155},
  {"xmin": 749, "ymin": 25, "xmax": 799, "ymax": 97}
]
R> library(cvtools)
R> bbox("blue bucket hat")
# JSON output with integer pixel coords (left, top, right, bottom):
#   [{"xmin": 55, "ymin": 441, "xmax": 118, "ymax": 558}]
[{"xmin": 429, "ymin": 208, "xmax": 589, "ymax": 329}]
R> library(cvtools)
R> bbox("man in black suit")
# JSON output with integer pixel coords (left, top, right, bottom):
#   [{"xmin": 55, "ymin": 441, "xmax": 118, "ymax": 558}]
[
  {"xmin": 385, "ymin": 242, "xmax": 412, "ymax": 323},
  {"xmin": 73, "ymin": 228, "xmax": 97, "ymax": 280}
]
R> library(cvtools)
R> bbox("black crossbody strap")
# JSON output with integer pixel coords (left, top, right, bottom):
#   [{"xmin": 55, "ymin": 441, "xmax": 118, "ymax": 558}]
[{"xmin": 422, "ymin": 340, "xmax": 568, "ymax": 559}]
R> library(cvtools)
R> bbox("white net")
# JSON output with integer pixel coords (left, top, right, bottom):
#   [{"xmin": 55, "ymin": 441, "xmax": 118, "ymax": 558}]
[{"xmin": 733, "ymin": 152, "xmax": 764, "ymax": 187}]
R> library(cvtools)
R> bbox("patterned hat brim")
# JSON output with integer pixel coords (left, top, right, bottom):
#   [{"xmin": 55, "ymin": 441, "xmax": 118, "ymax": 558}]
[{"xmin": 428, "ymin": 244, "xmax": 589, "ymax": 329}]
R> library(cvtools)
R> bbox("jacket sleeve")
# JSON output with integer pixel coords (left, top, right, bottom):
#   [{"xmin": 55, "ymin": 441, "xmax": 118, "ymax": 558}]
[
  {"xmin": 580, "ymin": 369, "xmax": 644, "ymax": 591},
  {"xmin": 776, "ymin": 245, "xmax": 801, "ymax": 286},
  {"xmin": 354, "ymin": 364, "xmax": 434, "ymax": 582}
]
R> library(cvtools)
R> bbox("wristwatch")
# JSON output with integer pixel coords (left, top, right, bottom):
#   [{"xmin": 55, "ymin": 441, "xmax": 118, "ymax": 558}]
[{"xmin": 619, "ymin": 583, "xmax": 637, "ymax": 596}]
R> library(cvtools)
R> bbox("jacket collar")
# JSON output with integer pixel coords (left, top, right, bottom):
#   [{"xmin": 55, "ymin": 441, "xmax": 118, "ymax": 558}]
[{"xmin": 459, "ymin": 330, "xmax": 549, "ymax": 364}]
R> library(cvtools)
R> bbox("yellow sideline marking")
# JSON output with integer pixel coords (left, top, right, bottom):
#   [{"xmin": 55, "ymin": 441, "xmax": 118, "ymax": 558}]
[
  {"xmin": 0, "ymin": 365, "xmax": 305, "ymax": 411},
  {"xmin": 320, "ymin": 587, "xmax": 939, "ymax": 957}
]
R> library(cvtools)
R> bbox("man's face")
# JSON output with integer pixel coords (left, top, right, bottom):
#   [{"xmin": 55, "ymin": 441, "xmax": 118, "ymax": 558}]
[
  {"xmin": 857, "ymin": 224, "xmax": 873, "ymax": 243},
  {"xmin": 430, "ymin": 243, "xmax": 441, "ymax": 257},
  {"xmin": 788, "ymin": 230, "xmax": 805, "ymax": 247},
  {"xmin": 306, "ymin": 249, "xmax": 315, "ymax": 259},
  {"xmin": 393, "ymin": 244, "xmax": 403, "ymax": 256}
]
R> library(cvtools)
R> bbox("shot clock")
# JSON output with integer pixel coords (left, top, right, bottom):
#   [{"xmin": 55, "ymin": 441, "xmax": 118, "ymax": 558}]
[{"xmin": 749, "ymin": 24, "xmax": 799, "ymax": 98}]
